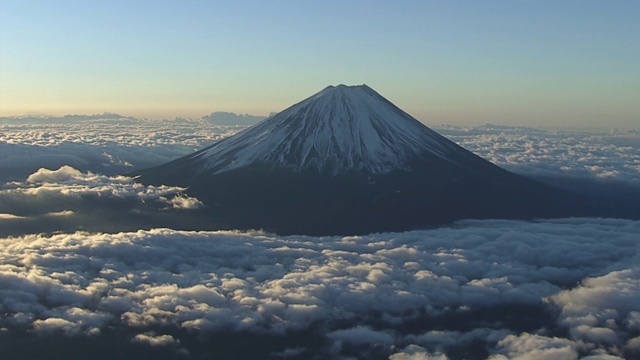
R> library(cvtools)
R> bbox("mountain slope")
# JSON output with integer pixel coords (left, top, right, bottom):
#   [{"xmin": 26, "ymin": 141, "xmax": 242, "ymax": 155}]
[{"xmin": 135, "ymin": 84, "xmax": 598, "ymax": 235}]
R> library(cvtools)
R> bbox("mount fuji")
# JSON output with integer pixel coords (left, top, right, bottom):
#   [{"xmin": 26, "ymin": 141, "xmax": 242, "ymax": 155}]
[{"xmin": 135, "ymin": 85, "xmax": 597, "ymax": 235}]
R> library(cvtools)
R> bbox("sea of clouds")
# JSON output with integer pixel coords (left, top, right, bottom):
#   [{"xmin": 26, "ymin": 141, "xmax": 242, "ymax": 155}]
[
  {"xmin": 2, "ymin": 116, "xmax": 638, "ymax": 186},
  {"xmin": 0, "ymin": 219, "xmax": 638, "ymax": 359},
  {"xmin": 0, "ymin": 116, "xmax": 241, "ymax": 183},
  {"xmin": 1, "ymin": 116, "xmax": 639, "ymax": 358},
  {"xmin": 436, "ymin": 125, "xmax": 640, "ymax": 190}
]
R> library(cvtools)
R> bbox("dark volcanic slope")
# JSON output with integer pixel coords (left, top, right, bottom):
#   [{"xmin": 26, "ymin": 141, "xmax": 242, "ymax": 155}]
[{"xmin": 135, "ymin": 85, "xmax": 599, "ymax": 235}]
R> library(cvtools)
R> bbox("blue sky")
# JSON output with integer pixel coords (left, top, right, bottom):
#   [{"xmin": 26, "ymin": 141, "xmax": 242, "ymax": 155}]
[{"xmin": 1, "ymin": 1, "xmax": 639, "ymax": 127}]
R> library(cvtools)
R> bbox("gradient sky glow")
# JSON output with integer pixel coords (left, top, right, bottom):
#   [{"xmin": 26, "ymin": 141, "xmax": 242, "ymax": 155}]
[{"xmin": 1, "ymin": 1, "xmax": 639, "ymax": 127}]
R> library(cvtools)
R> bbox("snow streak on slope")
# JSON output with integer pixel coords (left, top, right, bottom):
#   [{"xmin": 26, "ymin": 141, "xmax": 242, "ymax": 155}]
[{"xmin": 193, "ymin": 85, "xmax": 464, "ymax": 175}]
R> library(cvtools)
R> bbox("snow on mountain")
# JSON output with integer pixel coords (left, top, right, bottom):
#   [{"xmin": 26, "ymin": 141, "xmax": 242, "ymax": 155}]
[{"xmin": 190, "ymin": 84, "xmax": 464, "ymax": 175}]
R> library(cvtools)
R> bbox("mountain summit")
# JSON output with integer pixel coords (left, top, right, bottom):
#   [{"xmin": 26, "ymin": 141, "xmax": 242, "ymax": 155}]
[
  {"xmin": 136, "ymin": 85, "xmax": 595, "ymax": 235},
  {"xmin": 191, "ymin": 84, "xmax": 465, "ymax": 175}
]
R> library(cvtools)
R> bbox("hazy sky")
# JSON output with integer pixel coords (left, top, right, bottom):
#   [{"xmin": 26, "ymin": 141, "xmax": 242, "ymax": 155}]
[{"xmin": 1, "ymin": 1, "xmax": 639, "ymax": 127}]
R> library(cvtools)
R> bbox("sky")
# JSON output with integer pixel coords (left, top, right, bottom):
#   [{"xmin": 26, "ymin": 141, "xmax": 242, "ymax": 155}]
[{"xmin": 1, "ymin": 0, "xmax": 639, "ymax": 128}]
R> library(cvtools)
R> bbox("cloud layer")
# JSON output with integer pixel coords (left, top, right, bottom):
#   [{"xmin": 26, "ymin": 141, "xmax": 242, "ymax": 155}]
[
  {"xmin": 0, "ymin": 219, "xmax": 638, "ymax": 359},
  {"xmin": 0, "ymin": 166, "xmax": 204, "ymax": 237},
  {"xmin": 1, "ymin": 120, "xmax": 639, "ymax": 358},
  {"xmin": 0, "ymin": 117, "xmax": 243, "ymax": 182},
  {"xmin": 436, "ymin": 124, "xmax": 640, "ymax": 186},
  {"xmin": 2, "ymin": 119, "xmax": 638, "ymax": 188}
]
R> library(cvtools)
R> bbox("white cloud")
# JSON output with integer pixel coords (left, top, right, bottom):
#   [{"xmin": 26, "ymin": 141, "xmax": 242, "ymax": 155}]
[
  {"xmin": 0, "ymin": 213, "xmax": 24, "ymax": 219},
  {"xmin": 547, "ymin": 268, "xmax": 640, "ymax": 349},
  {"xmin": 133, "ymin": 332, "xmax": 179, "ymax": 347},
  {"xmin": 26, "ymin": 165, "xmax": 84, "ymax": 183},
  {"xmin": 404, "ymin": 328, "xmax": 510, "ymax": 350},
  {"xmin": 580, "ymin": 355, "xmax": 625, "ymax": 360},
  {"xmin": 435, "ymin": 125, "xmax": 640, "ymax": 185},
  {"xmin": 0, "ymin": 219, "xmax": 638, "ymax": 358},
  {"xmin": 6, "ymin": 166, "xmax": 190, "ymax": 202},
  {"xmin": 32, "ymin": 318, "xmax": 84, "ymax": 336},
  {"xmin": 0, "ymin": 118, "xmax": 245, "ymax": 182},
  {"xmin": 0, "ymin": 166, "xmax": 205, "ymax": 237},
  {"xmin": 0, "ymin": 166, "xmax": 203, "ymax": 215},
  {"xmin": 488, "ymin": 333, "xmax": 579, "ymax": 360},
  {"xmin": 169, "ymin": 194, "xmax": 204, "ymax": 210},
  {"xmin": 390, "ymin": 345, "xmax": 450, "ymax": 360}
]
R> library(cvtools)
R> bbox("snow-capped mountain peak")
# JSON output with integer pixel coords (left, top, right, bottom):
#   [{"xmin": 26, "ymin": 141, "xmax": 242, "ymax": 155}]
[
  {"xmin": 135, "ymin": 84, "xmax": 598, "ymax": 235},
  {"xmin": 192, "ymin": 84, "xmax": 462, "ymax": 175}
]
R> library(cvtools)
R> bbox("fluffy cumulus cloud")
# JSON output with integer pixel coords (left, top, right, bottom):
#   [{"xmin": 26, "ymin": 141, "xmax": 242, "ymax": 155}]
[
  {"xmin": 488, "ymin": 333, "xmax": 581, "ymax": 360},
  {"xmin": 390, "ymin": 345, "xmax": 449, "ymax": 360},
  {"xmin": 547, "ymin": 268, "xmax": 640, "ymax": 357},
  {"xmin": 0, "ymin": 218, "xmax": 638, "ymax": 359},
  {"xmin": 10, "ymin": 166, "xmax": 200, "ymax": 206},
  {"xmin": 0, "ymin": 166, "xmax": 204, "ymax": 236}
]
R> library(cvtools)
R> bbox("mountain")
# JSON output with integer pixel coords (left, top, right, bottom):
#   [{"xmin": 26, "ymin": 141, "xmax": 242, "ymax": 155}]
[
  {"xmin": 135, "ymin": 84, "xmax": 599, "ymax": 235},
  {"xmin": 201, "ymin": 111, "xmax": 266, "ymax": 126},
  {"xmin": 190, "ymin": 85, "xmax": 472, "ymax": 176},
  {"xmin": 0, "ymin": 112, "xmax": 136, "ymax": 124}
]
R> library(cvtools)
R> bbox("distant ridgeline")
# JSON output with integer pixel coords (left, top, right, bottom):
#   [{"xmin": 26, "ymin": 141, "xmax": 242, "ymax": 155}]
[
  {"xmin": 0, "ymin": 113, "xmax": 137, "ymax": 124},
  {"xmin": 201, "ymin": 112, "xmax": 267, "ymax": 126},
  {"xmin": 1, "ymin": 112, "xmax": 269, "ymax": 125}
]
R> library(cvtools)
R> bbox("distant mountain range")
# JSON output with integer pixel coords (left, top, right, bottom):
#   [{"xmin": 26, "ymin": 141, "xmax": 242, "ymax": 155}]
[
  {"xmin": 0, "ymin": 112, "xmax": 137, "ymax": 124},
  {"xmin": 1, "ymin": 111, "xmax": 268, "ymax": 125},
  {"xmin": 201, "ymin": 112, "xmax": 267, "ymax": 126},
  {"xmin": 135, "ymin": 85, "xmax": 614, "ymax": 235}
]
